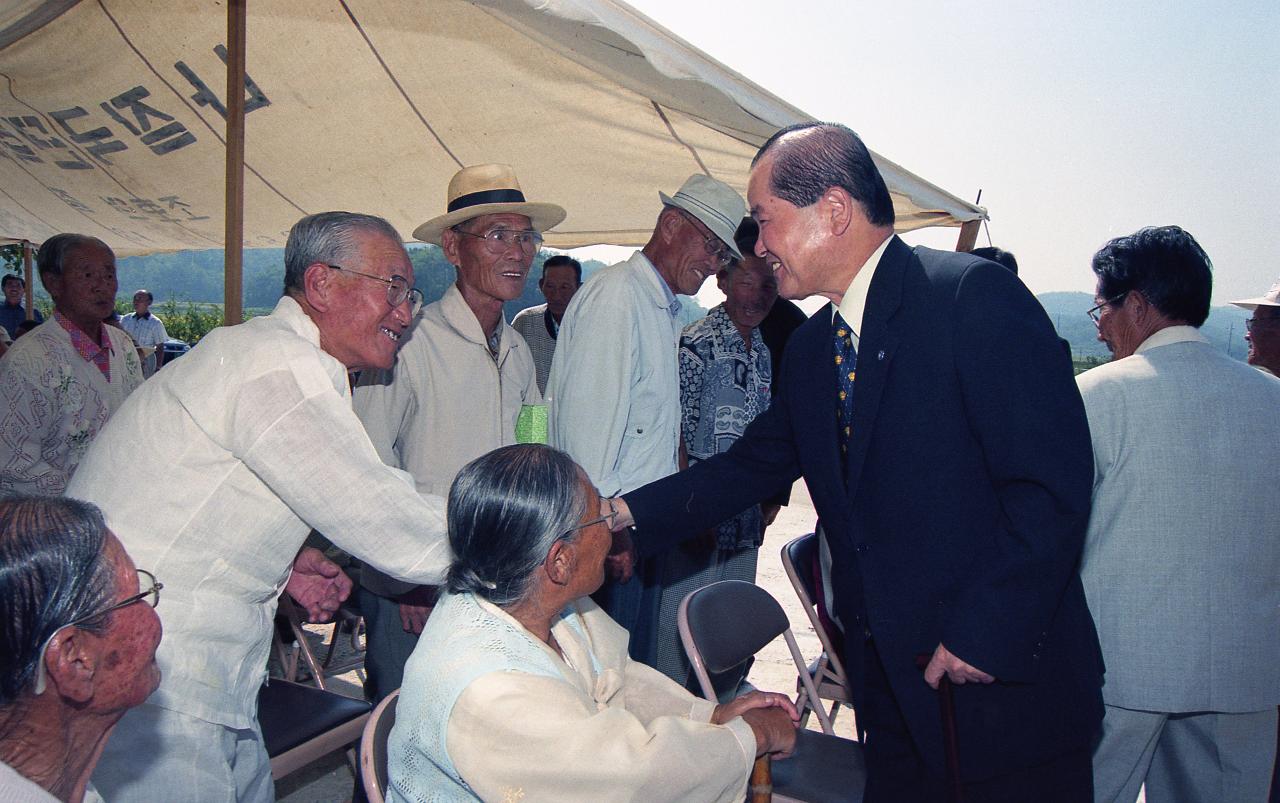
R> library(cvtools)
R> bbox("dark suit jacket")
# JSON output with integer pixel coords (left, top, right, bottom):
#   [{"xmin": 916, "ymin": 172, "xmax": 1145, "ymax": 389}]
[{"xmin": 626, "ymin": 237, "xmax": 1103, "ymax": 781}]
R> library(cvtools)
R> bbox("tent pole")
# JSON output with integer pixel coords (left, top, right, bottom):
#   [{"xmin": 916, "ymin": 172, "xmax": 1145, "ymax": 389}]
[
  {"xmin": 21, "ymin": 240, "xmax": 33, "ymax": 320},
  {"xmin": 223, "ymin": 0, "xmax": 247, "ymax": 325},
  {"xmin": 954, "ymin": 220, "xmax": 980, "ymax": 252}
]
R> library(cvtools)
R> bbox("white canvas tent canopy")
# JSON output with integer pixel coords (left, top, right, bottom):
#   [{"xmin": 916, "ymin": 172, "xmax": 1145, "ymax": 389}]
[{"xmin": 0, "ymin": 0, "xmax": 986, "ymax": 319}]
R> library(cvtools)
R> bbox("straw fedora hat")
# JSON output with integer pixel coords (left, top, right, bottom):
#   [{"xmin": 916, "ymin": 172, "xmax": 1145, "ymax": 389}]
[
  {"xmin": 413, "ymin": 164, "xmax": 566, "ymax": 245},
  {"xmin": 1230, "ymin": 277, "xmax": 1280, "ymax": 311},
  {"xmin": 658, "ymin": 174, "xmax": 746, "ymax": 259}
]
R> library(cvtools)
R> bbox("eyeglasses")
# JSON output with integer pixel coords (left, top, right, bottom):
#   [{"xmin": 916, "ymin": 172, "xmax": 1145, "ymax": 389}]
[
  {"xmin": 677, "ymin": 210, "xmax": 732, "ymax": 269},
  {"xmin": 326, "ymin": 265, "xmax": 424, "ymax": 317},
  {"xmin": 561, "ymin": 498, "xmax": 617, "ymax": 539},
  {"xmin": 1245, "ymin": 317, "xmax": 1279, "ymax": 333},
  {"xmin": 1087, "ymin": 292, "xmax": 1129, "ymax": 325},
  {"xmin": 452, "ymin": 227, "xmax": 545, "ymax": 255},
  {"xmin": 33, "ymin": 569, "xmax": 163, "ymax": 695}
]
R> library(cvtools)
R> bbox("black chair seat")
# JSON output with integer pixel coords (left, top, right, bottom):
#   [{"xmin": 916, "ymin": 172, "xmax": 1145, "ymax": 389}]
[
  {"xmin": 258, "ymin": 679, "xmax": 371, "ymax": 757},
  {"xmin": 771, "ymin": 728, "xmax": 866, "ymax": 802}
]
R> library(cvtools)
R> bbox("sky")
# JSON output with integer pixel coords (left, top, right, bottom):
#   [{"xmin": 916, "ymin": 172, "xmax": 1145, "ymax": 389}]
[{"xmin": 576, "ymin": 0, "xmax": 1279, "ymax": 310}]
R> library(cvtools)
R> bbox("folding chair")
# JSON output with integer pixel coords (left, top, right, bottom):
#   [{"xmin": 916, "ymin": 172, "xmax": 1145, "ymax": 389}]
[
  {"xmin": 679, "ymin": 580, "xmax": 866, "ymax": 803},
  {"xmin": 271, "ymin": 595, "xmax": 366, "ymax": 690},
  {"xmin": 258, "ymin": 678, "xmax": 372, "ymax": 782},
  {"xmin": 781, "ymin": 532, "xmax": 856, "ymax": 735},
  {"xmin": 359, "ymin": 689, "xmax": 400, "ymax": 803}
]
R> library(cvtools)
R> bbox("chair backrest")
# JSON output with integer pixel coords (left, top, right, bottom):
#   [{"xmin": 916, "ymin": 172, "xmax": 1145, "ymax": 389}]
[
  {"xmin": 781, "ymin": 532, "xmax": 847, "ymax": 675},
  {"xmin": 680, "ymin": 580, "xmax": 797, "ymax": 700},
  {"xmin": 360, "ymin": 690, "xmax": 400, "ymax": 803}
]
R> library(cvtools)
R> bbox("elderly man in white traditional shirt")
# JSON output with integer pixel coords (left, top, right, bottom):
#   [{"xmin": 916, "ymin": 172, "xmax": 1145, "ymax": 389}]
[
  {"xmin": 120, "ymin": 288, "xmax": 169, "ymax": 377},
  {"xmin": 0, "ymin": 234, "xmax": 143, "ymax": 496},
  {"xmin": 67, "ymin": 211, "xmax": 451, "ymax": 803}
]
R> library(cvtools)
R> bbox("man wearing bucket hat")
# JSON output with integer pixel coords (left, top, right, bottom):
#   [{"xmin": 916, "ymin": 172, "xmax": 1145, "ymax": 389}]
[
  {"xmin": 1230, "ymin": 277, "xmax": 1280, "ymax": 376},
  {"xmin": 352, "ymin": 164, "xmax": 560, "ymax": 701},
  {"xmin": 547, "ymin": 173, "xmax": 745, "ymax": 672}
]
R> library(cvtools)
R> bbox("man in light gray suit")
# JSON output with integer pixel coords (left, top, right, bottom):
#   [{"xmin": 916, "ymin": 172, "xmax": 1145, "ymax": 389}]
[{"xmin": 1078, "ymin": 225, "xmax": 1280, "ymax": 803}]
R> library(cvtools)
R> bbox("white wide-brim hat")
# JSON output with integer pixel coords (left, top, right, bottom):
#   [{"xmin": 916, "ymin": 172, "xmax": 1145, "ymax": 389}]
[
  {"xmin": 413, "ymin": 163, "xmax": 566, "ymax": 245},
  {"xmin": 658, "ymin": 174, "xmax": 747, "ymax": 259},
  {"xmin": 1230, "ymin": 278, "xmax": 1280, "ymax": 311}
]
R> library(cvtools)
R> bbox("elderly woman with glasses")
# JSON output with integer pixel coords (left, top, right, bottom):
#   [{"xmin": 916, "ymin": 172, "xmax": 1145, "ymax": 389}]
[
  {"xmin": 387, "ymin": 444, "xmax": 797, "ymax": 802},
  {"xmin": 0, "ymin": 496, "xmax": 162, "ymax": 803}
]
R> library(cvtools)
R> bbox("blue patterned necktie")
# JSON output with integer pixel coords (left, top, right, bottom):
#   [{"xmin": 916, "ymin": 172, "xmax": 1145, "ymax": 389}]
[{"xmin": 833, "ymin": 311, "xmax": 857, "ymax": 464}]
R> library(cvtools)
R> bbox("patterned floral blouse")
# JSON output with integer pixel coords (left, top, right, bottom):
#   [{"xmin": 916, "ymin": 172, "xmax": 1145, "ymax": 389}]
[{"xmin": 677, "ymin": 304, "xmax": 772, "ymax": 550}]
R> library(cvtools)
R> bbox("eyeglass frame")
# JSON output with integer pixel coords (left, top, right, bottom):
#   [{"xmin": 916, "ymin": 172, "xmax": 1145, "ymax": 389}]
[
  {"xmin": 33, "ymin": 569, "xmax": 163, "ymax": 695},
  {"xmin": 673, "ymin": 209, "xmax": 733, "ymax": 269},
  {"xmin": 450, "ymin": 225, "xmax": 545, "ymax": 255},
  {"xmin": 1087, "ymin": 291, "xmax": 1130, "ymax": 325},
  {"xmin": 325, "ymin": 264, "xmax": 424, "ymax": 316},
  {"xmin": 1245, "ymin": 316, "xmax": 1279, "ymax": 333},
  {"xmin": 560, "ymin": 498, "xmax": 618, "ymax": 540}
]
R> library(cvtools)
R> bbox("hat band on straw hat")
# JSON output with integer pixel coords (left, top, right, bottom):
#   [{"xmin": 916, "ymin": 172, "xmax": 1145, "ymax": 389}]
[{"xmin": 448, "ymin": 188, "xmax": 527, "ymax": 213}]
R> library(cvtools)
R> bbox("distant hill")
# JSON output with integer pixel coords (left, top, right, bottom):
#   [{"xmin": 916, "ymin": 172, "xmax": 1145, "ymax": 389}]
[
  {"xmin": 1037, "ymin": 291, "xmax": 1251, "ymax": 361},
  {"xmin": 116, "ymin": 246, "xmax": 707, "ymax": 323}
]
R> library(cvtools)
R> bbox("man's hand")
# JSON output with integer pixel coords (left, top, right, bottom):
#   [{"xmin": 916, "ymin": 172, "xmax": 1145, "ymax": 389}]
[
  {"xmin": 923, "ymin": 642, "xmax": 995, "ymax": 689},
  {"xmin": 395, "ymin": 586, "xmax": 438, "ymax": 635},
  {"xmin": 605, "ymin": 527, "xmax": 636, "ymax": 583},
  {"xmin": 761, "ymin": 503, "xmax": 782, "ymax": 529},
  {"xmin": 285, "ymin": 547, "xmax": 352, "ymax": 623}
]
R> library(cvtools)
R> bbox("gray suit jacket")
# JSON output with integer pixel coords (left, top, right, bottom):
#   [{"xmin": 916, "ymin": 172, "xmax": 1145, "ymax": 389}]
[{"xmin": 1078, "ymin": 326, "xmax": 1280, "ymax": 712}]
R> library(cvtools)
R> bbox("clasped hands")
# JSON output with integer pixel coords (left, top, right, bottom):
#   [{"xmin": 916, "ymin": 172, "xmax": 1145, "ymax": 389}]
[
  {"xmin": 285, "ymin": 546, "xmax": 352, "ymax": 623},
  {"xmin": 712, "ymin": 691, "xmax": 799, "ymax": 758}
]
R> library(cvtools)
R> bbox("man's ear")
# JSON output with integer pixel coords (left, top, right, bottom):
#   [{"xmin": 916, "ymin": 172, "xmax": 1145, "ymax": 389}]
[
  {"xmin": 440, "ymin": 228, "xmax": 463, "ymax": 268},
  {"xmin": 544, "ymin": 540, "xmax": 573, "ymax": 587},
  {"xmin": 301, "ymin": 263, "xmax": 336, "ymax": 314},
  {"xmin": 822, "ymin": 186, "xmax": 854, "ymax": 237},
  {"xmin": 41, "ymin": 274, "xmax": 63, "ymax": 307},
  {"xmin": 716, "ymin": 268, "xmax": 731, "ymax": 294},
  {"xmin": 43, "ymin": 628, "xmax": 98, "ymax": 704},
  {"xmin": 656, "ymin": 208, "xmax": 683, "ymax": 245}
]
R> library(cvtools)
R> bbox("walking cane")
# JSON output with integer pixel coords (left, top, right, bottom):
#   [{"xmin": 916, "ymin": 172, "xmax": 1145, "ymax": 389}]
[{"xmin": 916, "ymin": 654, "xmax": 964, "ymax": 803}]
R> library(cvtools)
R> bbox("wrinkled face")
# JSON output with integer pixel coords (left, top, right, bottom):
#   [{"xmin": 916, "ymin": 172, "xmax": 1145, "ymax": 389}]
[
  {"xmin": 539, "ymin": 265, "xmax": 579, "ymax": 318},
  {"xmin": 2, "ymin": 277, "xmax": 21, "ymax": 305},
  {"xmin": 323, "ymin": 229, "xmax": 416, "ymax": 371},
  {"xmin": 93, "ymin": 533, "xmax": 163, "ymax": 711},
  {"xmin": 1246, "ymin": 306, "xmax": 1280, "ymax": 372},
  {"xmin": 748, "ymin": 154, "xmax": 830, "ymax": 300},
  {"xmin": 132, "ymin": 292, "xmax": 152, "ymax": 315},
  {"xmin": 46, "ymin": 242, "xmax": 118, "ymax": 331},
  {"xmin": 569, "ymin": 473, "xmax": 611, "ymax": 598},
  {"xmin": 449, "ymin": 213, "xmax": 536, "ymax": 306},
  {"xmin": 722, "ymin": 256, "xmax": 778, "ymax": 333},
  {"xmin": 1092, "ymin": 284, "xmax": 1140, "ymax": 359},
  {"xmin": 662, "ymin": 210, "xmax": 731, "ymax": 296}
]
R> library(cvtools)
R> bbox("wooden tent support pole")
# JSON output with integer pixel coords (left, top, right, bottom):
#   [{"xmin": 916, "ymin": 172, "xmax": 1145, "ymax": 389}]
[
  {"xmin": 955, "ymin": 220, "xmax": 980, "ymax": 253},
  {"xmin": 223, "ymin": 0, "xmax": 247, "ymax": 326},
  {"xmin": 21, "ymin": 240, "xmax": 33, "ymax": 320}
]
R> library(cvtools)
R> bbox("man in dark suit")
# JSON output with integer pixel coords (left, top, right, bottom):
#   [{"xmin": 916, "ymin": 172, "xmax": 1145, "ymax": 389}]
[{"xmin": 607, "ymin": 123, "xmax": 1103, "ymax": 801}]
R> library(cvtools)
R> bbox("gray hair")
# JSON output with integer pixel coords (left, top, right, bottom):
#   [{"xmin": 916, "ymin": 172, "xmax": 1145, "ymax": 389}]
[
  {"xmin": 35, "ymin": 234, "xmax": 110, "ymax": 288},
  {"xmin": 0, "ymin": 496, "xmax": 116, "ymax": 706},
  {"xmin": 282, "ymin": 212, "xmax": 405, "ymax": 295},
  {"xmin": 445, "ymin": 445, "xmax": 588, "ymax": 606}
]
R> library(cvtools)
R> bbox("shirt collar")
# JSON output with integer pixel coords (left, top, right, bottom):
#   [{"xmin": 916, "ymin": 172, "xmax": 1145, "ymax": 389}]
[
  {"xmin": 634, "ymin": 252, "xmax": 682, "ymax": 317},
  {"xmin": 54, "ymin": 310, "xmax": 112, "ymax": 362},
  {"xmin": 1134, "ymin": 324, "xmax": 1208, "ymax": 354},
  {"xmin": 833, "ymin": 235, "xmax": 894, "ymax": 346}
]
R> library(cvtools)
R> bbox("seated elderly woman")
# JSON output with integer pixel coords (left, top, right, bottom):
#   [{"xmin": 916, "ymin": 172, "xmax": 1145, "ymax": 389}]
[
  {"xmin": 388, "ymin": 444, "xmax": 797, "ymax": 802},
  {"xmin": 0, "ymin": 496, "xmax": 162, "ymax": 803}
]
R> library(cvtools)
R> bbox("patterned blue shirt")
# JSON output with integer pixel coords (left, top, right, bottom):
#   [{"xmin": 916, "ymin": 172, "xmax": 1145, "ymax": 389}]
[{"xmin": 678, "ymin": 304, "xmax": 772, "ymax": 549}]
